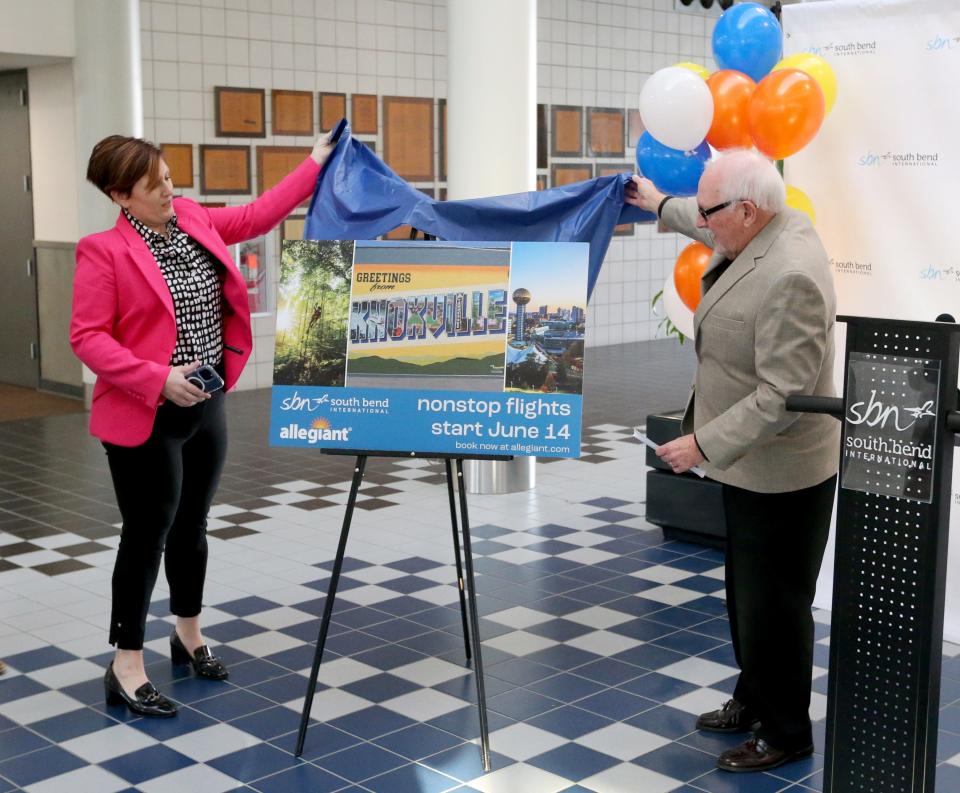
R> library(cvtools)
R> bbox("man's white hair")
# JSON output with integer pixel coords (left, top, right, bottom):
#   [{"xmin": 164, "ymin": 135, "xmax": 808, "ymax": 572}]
[{"xmin": 704, "ymin": 149, "xmax": 786, "ymax": 213}]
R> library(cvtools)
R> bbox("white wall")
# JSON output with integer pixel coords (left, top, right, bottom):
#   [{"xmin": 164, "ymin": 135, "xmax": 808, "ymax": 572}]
[
  {"xmin": 0, "ymin": 0, "xmax": 74, "ymax": 60},
  {"xmin": 28, "ymin": 64, "xmax": 81, "ymax": 244},
  {"xmin": 139, "ymin": 0, "xmax": 720, "ymax": 389}
]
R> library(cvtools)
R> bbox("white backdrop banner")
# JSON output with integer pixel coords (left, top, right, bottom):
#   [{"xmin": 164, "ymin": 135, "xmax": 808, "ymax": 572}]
[{"xmin": 783, "ymin": 0, "xmax": 960, "ymax": 643}]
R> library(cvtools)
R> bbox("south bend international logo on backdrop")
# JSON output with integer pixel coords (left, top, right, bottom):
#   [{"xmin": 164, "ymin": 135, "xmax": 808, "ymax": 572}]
[
  {"xmin": 841, "ymin": 352, "xmax": 940, "ymax": 503},
  {"xmin": 268, "ymin": 240, "xmax": 589, "ymax": 458}
]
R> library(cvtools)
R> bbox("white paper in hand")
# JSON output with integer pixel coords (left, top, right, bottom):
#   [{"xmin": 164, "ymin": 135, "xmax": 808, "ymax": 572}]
[{"xmin": 634, "ymin": 427, "xmax": 706, "ymax": 478}]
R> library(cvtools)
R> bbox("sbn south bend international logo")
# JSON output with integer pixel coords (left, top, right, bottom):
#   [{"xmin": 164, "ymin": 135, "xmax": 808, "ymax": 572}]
[
  {"xmin": 278, "ymin": 417, "xmax": 352, "ymax": 443},
  {"xmin": 927, "ymin": 34, "xmax": 960, "ymax": 51},
  {"xmin": 847, "ymin": 391, "xmax": 935, "ymax": 432}
]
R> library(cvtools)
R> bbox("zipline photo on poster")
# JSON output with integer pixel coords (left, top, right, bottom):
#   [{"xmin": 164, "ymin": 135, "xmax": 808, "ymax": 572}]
[{"xmin": 270, "ymin": 240, "xmax": 589, "ymax": 457}]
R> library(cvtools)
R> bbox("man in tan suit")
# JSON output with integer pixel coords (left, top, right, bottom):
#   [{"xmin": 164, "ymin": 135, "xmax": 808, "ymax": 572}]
[{"xmin": 626, "ymin": 149, "xmax": 840, "ymax": 773}]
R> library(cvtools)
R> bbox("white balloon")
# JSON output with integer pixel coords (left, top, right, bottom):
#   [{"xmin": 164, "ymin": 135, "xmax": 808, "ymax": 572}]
[
  {"xmin": 640, "ymin": 66, "xmax": 715, "ymax": 152},
  {"xmin": 662, "ymin": 274, "xmax": 695, "ymax": 339}
]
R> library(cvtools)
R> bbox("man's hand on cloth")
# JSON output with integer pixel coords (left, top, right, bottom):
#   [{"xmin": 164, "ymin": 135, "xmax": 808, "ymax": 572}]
[{"xmin": 624, "ymin": 175, "xmax": 667, "ymax": 213}]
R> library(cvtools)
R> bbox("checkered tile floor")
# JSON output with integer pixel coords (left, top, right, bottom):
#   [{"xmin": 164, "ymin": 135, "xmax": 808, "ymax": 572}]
[{"xmin": 2, "ymin": 344, "xmax": 960, "ymax": 791}]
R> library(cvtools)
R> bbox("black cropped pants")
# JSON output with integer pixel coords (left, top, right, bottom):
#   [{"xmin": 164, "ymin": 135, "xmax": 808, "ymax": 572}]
[{"xmin": 103, "ymin": 390, "xmax": 227, "ymax": 650}]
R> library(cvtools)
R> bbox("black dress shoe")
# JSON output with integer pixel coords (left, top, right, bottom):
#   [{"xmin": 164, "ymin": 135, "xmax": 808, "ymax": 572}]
[
  {"xmin": 717, "ymin": 736, "xmax": 813, "ymax": 773},
  {"xmin": 170, "ymin": 629, "xmax": 229, "ymax": 680},
  {"xmin": 696, "ymin": 698, "xmax": 761, "ymax": 733},
  {"xmin": 104, "ymin": 662, "xmax": 178, "ymax": 718}
]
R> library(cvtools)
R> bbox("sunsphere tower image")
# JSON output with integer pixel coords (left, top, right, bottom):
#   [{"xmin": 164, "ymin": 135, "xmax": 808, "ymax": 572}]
[{"xmin": 512, "ymin": 288, "xmax": 531, "ymax": 343}]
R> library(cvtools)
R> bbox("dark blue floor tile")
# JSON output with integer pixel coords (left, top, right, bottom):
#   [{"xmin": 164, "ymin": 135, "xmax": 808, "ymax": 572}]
[
  {"xmin": 582, "ymin": 497, "xmax": 632, "ymax": 509},
  {"xmin": 433, "ymin": 669, "xmax": 514, "ymax": 702},
  {"xmin": 373, "ymin": 723, "xmax": 465, "ymax": 761},
  {"xmin": 613, "ymin": 642, "xmax": 688, "ymax": 671},
  {"xmin": 699, "ymin": 644, "xmax": 739, "ymax": 668},
  {"xmin": 526, "ymin": 540, "xmax": 582, "ymax": 555},
  {"xmin": 191, "ymin": 689, "xmax": 275, "ymax": 721},
  {"xmin": 269, "ymin": 721, "xmax": 359, "ymax": 760},
  {"xmin": 573, "ymin": 658, "xmax": 647, "ymax": 686},
  {"xmin": 401, "ymin": 629, "xmax": 468, "ymax": 657},
  {"xmin": 528, "ymin": 705, "xmax": 614, "ymax": 739},
  {"xmin": 527, "ymin": 595, "xmax": 594, "ymax": 616},
  {"xmin": 324, "ymin": 629, "xmax": 385, "ymax": 656},
  {"xmin": 0, "ymin": 745, "xmax": 85, "ymax": 787},
  {"xmin": 583, "ymin": 508, "xmax": 636, "ymax": 522},
  {"xmin": 329, "ymin": 705, "xmax": 416, "ymax": 740},
  {"xmin": 626, "ymin": 705, "xmax": 698, "ymax": 739},
  {"xmin": 523, "ymin": 557, "xmax": 581, "ymax": 574},
  {"xmin": 469, "ymin": 524, "xmax": 512, "ymax": 539},
  {"xmin": 264, "ymin": 644, "xmax": 320, "ymax": 672},
  {"xmin": 317, "ymin": 558, "xmax": 373, "ymax": 573},
  {"xmin": 575, "ymin": 688, "xmax": 657, "ymax": 720},
  {"xmin": 683, "ymin": 597, "xmax": 733, "ymax": 618},
  {"xmin": 331, "ymin": 606, "xmax": 390, "ymax": 630},
  {"xmin": 217, "ymin": 596, "xmax": 285, "ymax": 617},
  {"xmin": 407, "ymin": 606, "xmax": 463, "ymax": 631},
  {"xmin": 315, "ymin": 742, "xmax": 407, "ymax": 782},
  {"xmin": 249, "ymin": 763, "xmax": 348, "ymax": 793},
  {"xmin": 609, "ymin": 617, "xmax": 677, "ymax": 642},
  {"xmin": 939, "ymin": 703, "xmax": 960, "ymax": 733},
  {"xmin": 942, "ymin": 655, "xmax": 960, "ymax": 681},
  {"xmin": 352, "ymin": 644, "xmax": 426, "ymax": 670},
  {"xmin": 0, "ymin": 675, "xmax": 47, "ymax": 704},
  {"xmin": 529, "ymin": 523, "xmax": 579, "ymax": 538},
  {"xmin": 633, "ymin": 741, "xmax": 718, "ymax": 782},
  {"xmin": 527, "ymin": 742, "xmax": 620, "ymax": 780},
  {"xmin": 600, "ymin": 575, "xmax": 658, "ymax": 595},
  {"xmin": 363, "ymin": 762, "xmax": 460, "ymax": 793},
  {"xmin": 250, "ymin": 673, "xmax": 316, "ymax": 705},
  {"xmin": 604, "ymin": 596, "xmax": 669, "ymax": 618},
  {"xmin": 29, "ymin": 706, "xmax": 121, "ymax": 743},
  {"xmin": 418, "ymin": 742, "xmax": 511, "ymax": 780},
  {"xmin": 381, "ymin": 576, "xmax": 443, "ymax": 595},
  {"xmin": 525, "ymin": 672, "xmax": 606, "ymax": 703},
  {"xmin": 101, "ymin": 744, "xmax": 193, "ymax": 784},
  {"xmin": 387, "ymin": 557, "xmax": 445, "ymax": 574},
  {"xmin": 204, "ymin": 618, "xmax": 264, "ymax": 643},
  {"xmin": 677, "ymin": 728, "xmax": 749, "ymax": 756},
  {"xmin": 563, "ymin": 566, "xmax": 616, "ymax": 585},
  {"xmin": 226, "ymin": 658, "xmax": 292, "ymax": 688},
  {"xmin": 937, "ymin": 728, "xmax": 960, "ymax": 761},
  {"xmin": 234, "ymin": 705, "xmax": 316, "ymax": 742},
  {"xmin": 425, "ymin": 706, "xmax": 513, "ymax": 741},
  {"xmin": 693, "ymin": 768, "xmax": 794, "ymax": 792},
  {"xmin": 691, "ymin": 618, "xmax": 732, "ymax": 641},
  {"xmin": 633, "ymin": 548, "xmax": 685, "ymax": 564},
  {"xmin": 937, "ymin": 763, "xmax": 960, "ymax": 792},
  {"xmin": 524, "ymin": 645, "xmax": 603, "ymax": 672},
  {"xmin": 128, "ymin": 704, "xmax": 217, "ymax": 739},
  {"xmin": 766, "ymin": 750, "xmax": 824, "ymax": 783},
  {"xmin": 526, "ymin": 619, "xmax": 595, "ymax": 642},
  {"xmin": 487, "ymin": 657, "xmax": 558, "ymax": 687},
  {"xmin": 563, "ymin": 584, "xmax": 623, "ymax": 606},
  {"xmin": 488, "ymin": 687, "xmax": 560, "ymax": 720},
  {"xmin": 3, "ymin": 646, "xmax": 77, "ymax": 673},
  {"xmin": 207, "ymin": 743, "xmax": 303, "ymax": 783},
  {"xmin": 645, "ymin": 606, "xmax": 713, "ymax": 630},
  {"xmin": 669, "ymin": 556, "xmax": 720, "ymax": 574},
  {"xmin": 653, "ymin": 630, "xmax": 726, "ymax": 656},
  {"xmin": 164, "ymin": 673, "xmax": 233, "ymax": 704},
  {"xmin": 341, "ymin": 672, "xmax": 420, "ymax": 703},
  {"xmin": 619, "ymin": 671, "xmax": 699, "ymax": 703},
  {"xmin": 0, "ymin": 727, "xmax": 50, "ymax": 762}
]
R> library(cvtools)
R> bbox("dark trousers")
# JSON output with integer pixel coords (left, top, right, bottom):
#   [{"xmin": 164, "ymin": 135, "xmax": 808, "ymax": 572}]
[
  {"xmin": 722, "ymin": 474, "xmax": 836, "ymax": 751},
  {"xmin": 103, "ymin": 391, "xmax": 227, "ymax": 650}
]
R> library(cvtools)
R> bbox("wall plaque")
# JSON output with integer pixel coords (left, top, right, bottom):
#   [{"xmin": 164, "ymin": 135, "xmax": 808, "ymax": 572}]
[
  {"xmin": 200, "ymin": 145, "xmax": 251, "ymax": 195},
  {"xmin": 588, "ymin": 108, "xmax": 625, "ymax": 157},
  {"xmin": 551, "ymin": 105, "xmax": 583, "ymax": 157},
  {"xmin": 257, "ymin": 146, "xmax": 312, "ymax": 197},
  {"xmin": 351, "ymin": 93, "xmax": 378, "ymax": 134},
  {"xmin": 272, "ymin": 90, "xmax": 314, "ymax": 136},
  {"xmin": 214, "ymin": 87, "xmax": 266, "ymax": 138},
  {"xmin": 160, "ymin": 143, "xmax": 193, "ymax": 188},
  {"xmin": 383, "ymin": 96, "xmax": 434, "ymax": 182},
  {"xmin": 551, "ymin": 163, "xmax": 591, "ymax": 187},
  {"xmin": 319, "ymin": 92, "xmax": 347, "ymax": 132},
  {"xmin": 596, "ymin": 163, "xmax": 634, "ymax": 235}
]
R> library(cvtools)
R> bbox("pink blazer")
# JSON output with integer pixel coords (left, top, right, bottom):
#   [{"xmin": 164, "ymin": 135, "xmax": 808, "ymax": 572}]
[{"xmin": 71, "ymin": 157, "xmax": 321, "ymax": 447}]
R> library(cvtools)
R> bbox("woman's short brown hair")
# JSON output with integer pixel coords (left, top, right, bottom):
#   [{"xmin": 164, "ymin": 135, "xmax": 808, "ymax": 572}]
[{"xmin": 86, "ymin": 135, "xmax": 164, "ymax": 198}]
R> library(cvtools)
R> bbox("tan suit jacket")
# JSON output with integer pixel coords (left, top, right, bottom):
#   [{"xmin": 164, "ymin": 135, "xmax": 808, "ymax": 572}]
[{"xmin": 661, "ymin": 198, "xmax": 840, "ymax": 493}]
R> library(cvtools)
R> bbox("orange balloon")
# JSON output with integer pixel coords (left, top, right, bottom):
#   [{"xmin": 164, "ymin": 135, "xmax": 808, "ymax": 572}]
[
  {"xmin": 674, "ymin": 242, "xmax": 712, "ymax": 311},
  {"xmin": 706, "ymin": 70, "xmax": 757, "ymax": 150},
  {"xmin": 748, "ymin": 69, "xmax": 825, "ymax": 160}
]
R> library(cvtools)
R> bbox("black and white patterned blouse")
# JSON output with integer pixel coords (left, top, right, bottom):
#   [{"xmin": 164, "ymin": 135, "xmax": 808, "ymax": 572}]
[{"xmin": 124, "ymin": 209, "xmax": 224, "ymax": 367}]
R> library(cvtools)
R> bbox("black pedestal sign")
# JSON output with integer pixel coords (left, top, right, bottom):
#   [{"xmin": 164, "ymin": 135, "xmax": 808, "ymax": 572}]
[{"xmin": 789, "ymin": 315, "xmax": 959, "ymax": 793}]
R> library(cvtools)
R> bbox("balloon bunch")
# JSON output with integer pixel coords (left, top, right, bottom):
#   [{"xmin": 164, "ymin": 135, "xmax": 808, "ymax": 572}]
[{"xmin": 639, "ymin": 2, "xmax": 836, "ymax": 339}]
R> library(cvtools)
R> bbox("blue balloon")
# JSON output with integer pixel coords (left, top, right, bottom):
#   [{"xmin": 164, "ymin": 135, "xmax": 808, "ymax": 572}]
[
  {"xmin": 636, "ymin": 132, "xmax": 710, "ymax": 197},
  {"xmin": 712, "ymin": 2, "xmax": 783, "ymax": 83}
]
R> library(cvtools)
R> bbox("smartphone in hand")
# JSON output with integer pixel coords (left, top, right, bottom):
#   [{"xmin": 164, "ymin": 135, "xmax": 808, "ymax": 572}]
[{"xmin": 186, "ymin": 364, "xmax": 225, "ymax": 393}]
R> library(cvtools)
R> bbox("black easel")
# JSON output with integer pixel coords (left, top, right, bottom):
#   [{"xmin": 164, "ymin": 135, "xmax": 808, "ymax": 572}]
[
  {"xmin": 788, "ymin": 314, "xmax": 960, "ymax": 793},
  {"xmin": 294, "ymin": 450, "xmax": 509, "ymax": 772}
]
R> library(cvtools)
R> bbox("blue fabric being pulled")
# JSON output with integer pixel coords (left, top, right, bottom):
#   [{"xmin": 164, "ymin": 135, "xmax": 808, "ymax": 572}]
[{"xmin": 305, "ymin": 122, "xmax": 655, "ymax": 298}]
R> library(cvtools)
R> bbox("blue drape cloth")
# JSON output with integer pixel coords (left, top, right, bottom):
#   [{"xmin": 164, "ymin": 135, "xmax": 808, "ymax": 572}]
[{"xmin": 305, "ymin": 123, "xmax": 656, "ymax": 298}]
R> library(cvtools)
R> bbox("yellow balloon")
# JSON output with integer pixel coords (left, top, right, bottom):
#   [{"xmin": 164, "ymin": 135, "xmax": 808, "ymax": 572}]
[
  {"xmin": 786, "ymin": 185, "xmax": 816, "ymax": 226},
  {"xmin": 773, "ymin": 53, "xmax": 837, "ymax": 114},
  {"xmin": 673, "ymin": 62, "xmax": 710, "ymax": 81}
]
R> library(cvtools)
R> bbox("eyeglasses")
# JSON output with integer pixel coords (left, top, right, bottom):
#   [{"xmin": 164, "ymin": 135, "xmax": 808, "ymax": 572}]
[{"xmin": 697, "ymin": 199, "xmax": 738, "ymax": 221}]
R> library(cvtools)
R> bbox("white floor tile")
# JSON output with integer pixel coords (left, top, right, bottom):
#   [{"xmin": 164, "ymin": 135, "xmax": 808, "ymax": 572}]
[
  {"xmin": 658, "ymin": 657, "xmax": 738, "ymax": 687},
  {"xmin": 313, "ymin": 657, "xmax": 381, "ymax": 686},
  {"xmin": 137, "ymin": 763, "xmax": 242, "ymax": 793},
  {"xmin": 469, "ymin": 762, "xmax": 569, "ymax": 793},
  {"xmin": 577, "ymin": 723, "xmax": 672, "ymax": 761},
  {"xmin": 630, "ymin": 566, "xmax": 694, "ymax": 585},
  {"xmin": 484, "ymin": 630, "xmax": 559, "ymax": 656},
  {"xmin": 664, "ymin": 687, "xmax": 733, "ymax": 716},
  {"xmin": 579, "ymin": 761, "xmax": 685, "ymax": 793},
  {"xmin": 0, "ymin": 690, "xmax": 85, "ymax": 724},
  {"xmin": 635, "ymin": 585, "xmax": 702, "ymax": 606},
  {"xmin": 164, "ymin": 723, "xmax": 261, "ymax": 762},
  {"xmin": 24, "ymin": 765, "xmax": 130, "ymax": 793},
  {"xmin": 391, "ymin": 658, "xmax": 471, "ymax": 687},
  {"xmin": 287, "ymin": 688, "xmax": 374, "ymax": 720},
  {"xmin": 27, "ymin": 659, "xmax": 104, "ymax": 689},
  {"xmin": 381, "ymin": 688, "xmax": 468, "ymax": 720},
  {"xmin": 565, "ymin": 606, "xmax": 634, "ymax": 630},
  {"xmin": 61, "ymin": 723, "xmax": 156, "ymax": 763},
  {"xmin": 564, "ymin": 630, "xmax": 642, "ymax": 656},
  {"xmin": 487, "ymin": 723, "xmax": 569, "ymax": 761},
  {"xmin": 485, "ymin": 607, "xmax": 555, "ymax": 630}
]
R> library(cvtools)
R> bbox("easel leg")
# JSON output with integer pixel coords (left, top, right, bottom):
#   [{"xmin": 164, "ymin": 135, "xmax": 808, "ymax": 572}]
[
  {"xmin": 295, "ymin": 455, "xmax": 367, "ymax": 758},
  {"xmin": 445, "ymin": 458, "xmax": 472, "ymax": 661},
  {"xmin": 455, "ymin": 458, "xmax": 491, "ymax": 772}
]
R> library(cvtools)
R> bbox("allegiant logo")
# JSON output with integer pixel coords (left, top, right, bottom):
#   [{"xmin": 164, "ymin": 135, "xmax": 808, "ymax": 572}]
[{"xmin": 278, "ymin": 419, "xmax": 351, "ymax": 443}]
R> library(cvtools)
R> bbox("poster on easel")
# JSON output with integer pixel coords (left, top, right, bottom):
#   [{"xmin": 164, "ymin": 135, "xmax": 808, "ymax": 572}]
[{"xmin": 269, "ymin": 240, "xmax": 588, "ymax": 457}]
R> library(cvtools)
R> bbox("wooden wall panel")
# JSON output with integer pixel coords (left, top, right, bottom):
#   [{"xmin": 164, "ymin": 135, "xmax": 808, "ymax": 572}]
[
  {"xmin": 551, "ymin": 163, "xmax": 591, "ymax": 187},
  {"xmin": 351, "ymin": 94, "xmax": 378, "ymax": 134},
  {"xmin": 160, "ymin": 144, "xmax": 193, "ymax": 188},
  {"xmin": 588, "ymin": 108, "xmax": 625, "ymax": 157},
  {"xmin": 272, "ymin": 90, "xmax": 314, "ymax": 136},
  {"xmin": 214, "ymin": 87, "xmax": 265, "ymax": 137},
  {"xmin": 383, "ymin": 96, "xmax": 434, "ymax": 182},
  {"xmin": 319, "ymin": 92, "xmax": 347, "ymax": 132},
  {"xmin": 551, "ymin": 105, "xmax": 582, "ymax": 157},
  {"xmin": 200, "ymin": 145, "xmax": 251, "ymax": 194},
  {"xmin": 257, "ymin": 146, "xmax": 312, "ymax": 196}
]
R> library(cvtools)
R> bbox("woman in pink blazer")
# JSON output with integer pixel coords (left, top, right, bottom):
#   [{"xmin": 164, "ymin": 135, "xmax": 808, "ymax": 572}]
[{"xmin": 71, "ymin": 133, "xmax": 333, "ymax": 717}]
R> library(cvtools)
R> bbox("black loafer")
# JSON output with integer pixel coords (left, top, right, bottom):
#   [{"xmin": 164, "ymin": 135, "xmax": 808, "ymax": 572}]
[
  {"xmin": 696, "ymin": 698, "xmax": 761, "ymax": 733},
  {"xmin": 717, "ymin": 736, "xmax": 813, "ymax": 773},
  {"xmin": 170, "ymin": 629, "xmax": 229, "ymax": 680},
  {"xmin": 104, "ymin": 662, "xmax": 178, "ymax": 717}
]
